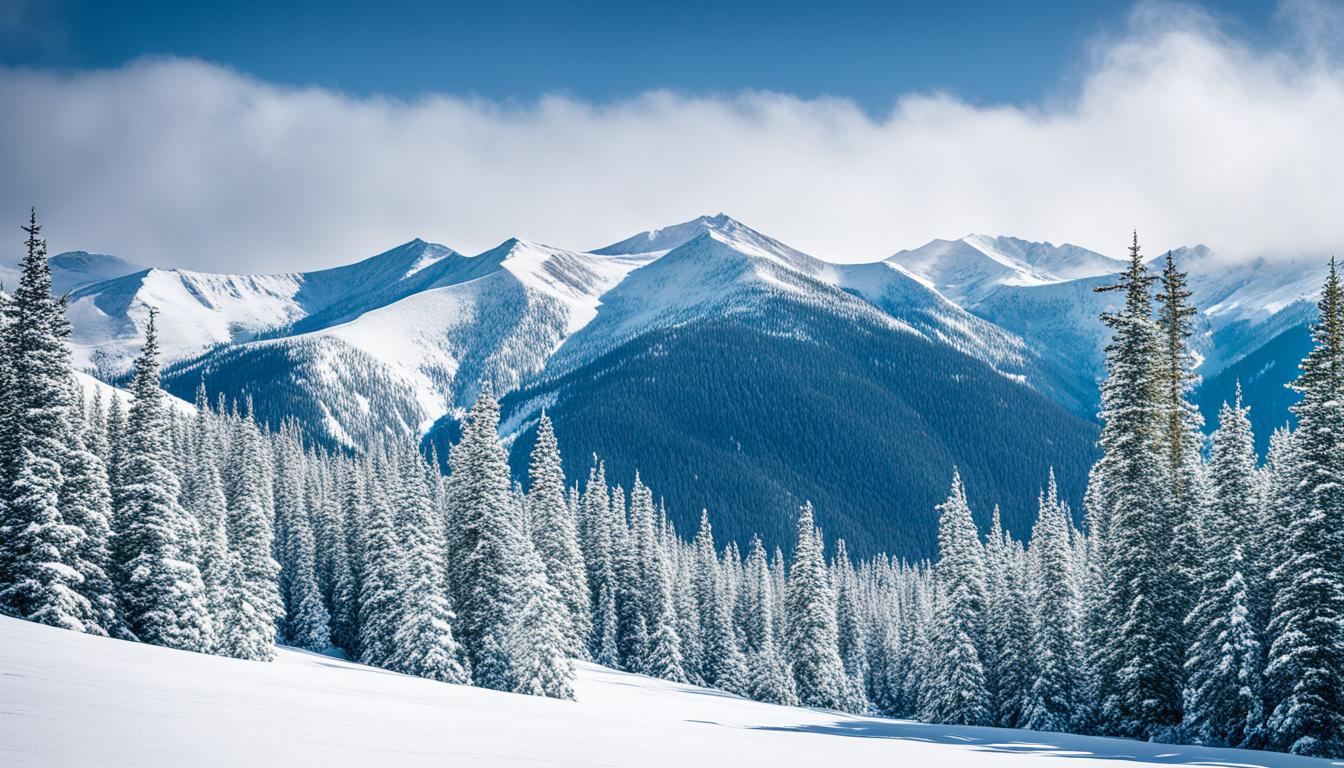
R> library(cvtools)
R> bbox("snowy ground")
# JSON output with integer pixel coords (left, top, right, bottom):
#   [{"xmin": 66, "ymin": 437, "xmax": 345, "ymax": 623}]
[{"xmin": 1, "ymin": 617, "xmax": 1336, "ymax": 768}]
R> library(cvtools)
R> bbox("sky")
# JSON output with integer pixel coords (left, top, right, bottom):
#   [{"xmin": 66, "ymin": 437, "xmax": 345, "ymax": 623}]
[{"xmin": 0, "ymin": 0, "xmax": 1337, "ymax": 271}]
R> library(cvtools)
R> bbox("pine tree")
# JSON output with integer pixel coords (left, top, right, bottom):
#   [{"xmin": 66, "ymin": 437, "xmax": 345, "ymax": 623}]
[
  {"xmin": 0, "ymin": 210, "xmax": 90, "ymax": 631},
  {"xmin": 925, "ymin": 470, "xmax": 990, "ymax": 726},
  {"xmin": 693, "ymin": 512, "xmax": 738, "ymax": 688},
  {"xmin": 1157, "ymin": 253, "xmax": 1206, "ymax": 614},
  {"xmin": 637, "ymin": 481, "xmax": 686, "ymax": 683},
  {"xmin": 611, "ymin": 485, "xmax": 649, "ymax": 672},
  {"xmin": 446, "ymin": 387, "xmax": 526, "ymax": 690},
  {"xmin": 183, "ymin": 390, "xmax": 230, "ymax": 641},
  {"xmin": 833, "ymin": 539, "xmax": 869, "ymax": 714},
  {"xmin": 580, "ymin": 461, "xmax": 613, "ymax": 661},
  {"xmin": 111, "ymin": 311, "xmax": 214, "ymax": 650},
  {"xmin": 1182, "ymin": 388, "xmax": 1265, "ymax": 748},
  {"xmin": 59, "ymin": 384, "xmax": 119, "ymax": 637},
  {"xmin": 328, "ymin": 460, "xmax": 365, "ymax": 656},
  {"xmin": 526, "ymin": 414, "xmax": 590, "ymax": 658},
  {"xmin": 644, "ymin": 547, "xmax": 688, "ymax": 683},
  {"xmin": 1090, "ymin": 234, "xmax": 1183, "ymax": 738},
  {"xmin": 784, "ymin": 502, "xmax": 846, "ymax": 710},
  {"xmin": 983, "ymin": 508, "xmax": 1033, "ymax": 728},
  {"xmin": 357, "ymin": 459, "xmax": 402, "ymax": 668},
  {"xmin": 387, "ymin": 444, "xmax": 468, "ymax": 684},
  {"xmin": 673, "ymin": 534, "xmax": 703, "ymax": 684},
  {"xmin": 216, "ymin": 410, "xmax": 282, "ymax": 661},
  {"xmin": 1265, "ymin": 260, "xmax": 1344, "ymax": 757},
  {"xmin": 509, "ymin": 543, "xmax": 577, "ymax": 700},
  {"xmin": 273, "ymin": 428, "xmax": 330, "ymax": 651},
  {"xmin": 1024, "ymin": 471, "xmax": 1084, "ymax": 732}
]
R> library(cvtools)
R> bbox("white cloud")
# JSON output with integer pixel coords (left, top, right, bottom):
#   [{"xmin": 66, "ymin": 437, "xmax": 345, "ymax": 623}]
[{"xmin": 1, "ymin": 1, "xmax": 1342, "ymax": 271}]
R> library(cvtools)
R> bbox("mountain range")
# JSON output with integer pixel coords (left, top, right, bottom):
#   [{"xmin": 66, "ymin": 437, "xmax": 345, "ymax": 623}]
[{"xmin": 18, "ymin": 214, "xmax": 1327, "ymax": 557}]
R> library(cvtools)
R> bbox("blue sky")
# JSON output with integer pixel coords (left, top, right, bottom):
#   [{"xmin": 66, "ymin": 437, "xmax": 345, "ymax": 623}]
[
  {"xmin": 3, "ymin": 0, "xmax": 1277, "ymax": 112},
  {"xmin": 0, "ymin": 0, "xmax": 1336, "ymax": 270}
]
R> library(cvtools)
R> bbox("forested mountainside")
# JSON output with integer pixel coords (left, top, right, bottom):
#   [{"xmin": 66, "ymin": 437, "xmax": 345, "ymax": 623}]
[{"xmin": 20, "ymin": 214, "xmax": 1330, "ymax": 557}]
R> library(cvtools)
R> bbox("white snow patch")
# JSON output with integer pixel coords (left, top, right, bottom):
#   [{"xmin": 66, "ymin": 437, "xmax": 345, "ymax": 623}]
[{"xmin": 0, "ymin": 616, "xmax": 1329, "ymax": 768}]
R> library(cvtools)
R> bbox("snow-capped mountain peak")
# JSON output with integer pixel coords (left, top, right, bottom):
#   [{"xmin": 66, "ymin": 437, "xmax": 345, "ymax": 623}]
[
  {"xmin": 887, "ymin": 235, "xmax": 1125, "ymax": 304},
  {"xmin": 593, "ymin": 212, "xmax": 740, "ymax": 256}
]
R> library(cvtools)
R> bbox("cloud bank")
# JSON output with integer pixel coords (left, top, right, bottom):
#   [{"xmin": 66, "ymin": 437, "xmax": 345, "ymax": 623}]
[{"xmin": 1, "ymin": 2, "xmax": 1342, "ymax": 271}]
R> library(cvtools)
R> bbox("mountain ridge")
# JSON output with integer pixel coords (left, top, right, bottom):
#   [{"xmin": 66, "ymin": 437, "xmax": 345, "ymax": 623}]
[{"xmin": 38, "ymin": 215, "xmax": 1329, "ymax": 556}]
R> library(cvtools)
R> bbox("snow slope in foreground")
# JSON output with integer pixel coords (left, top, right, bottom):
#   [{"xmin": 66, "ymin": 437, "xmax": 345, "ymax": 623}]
[{"xmin": 0, "ymin": 617, "xmax": 1334, "ymax": 768}]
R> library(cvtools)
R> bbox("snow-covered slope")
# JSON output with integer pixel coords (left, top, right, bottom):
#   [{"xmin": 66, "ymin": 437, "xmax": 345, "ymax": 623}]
[
  {"xmin": 67, "ymin": 268, "xmax": 309, "ymax": 376},
  {"xmin": 0, "ymin": 251, "xmax": 144, "ymax": 297},
  {"xmin": 3, "ymin": 616, "xmax": 1327, "ymax": 768},
  {"xmin": 58, "ymin": 216, "xmax": 1330, "ymax": 457},
  {"xmin": 886, "ymin": 235, "xmax": 1126, "ymax": 304},
  {"xmin": 164, "ymin": 238, "xmax": 647, "ymax": 442},
  {"xmin": 73, "ymin": 370, "xmax": 194, "ymax": 416},
  {"xmin": 281, "ymin": 238, "xmax": 644, "ymax": 425},
  {"xmin": 1173, "ymin": 246, "xmax": 1327, "ymax": 375},
  {"xmin": 62, "ymin": 239, "xmax": 465, "ymax": 377},
  {"xmin": 548, "ymin": 217, "xmax": 1038, "ymax": 382}
]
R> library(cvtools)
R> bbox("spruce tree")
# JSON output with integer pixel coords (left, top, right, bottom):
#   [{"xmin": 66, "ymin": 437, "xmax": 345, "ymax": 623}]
[
  {"xmin": 509, "ymin": 543, "xmax": 577, "ymax": 700},
  {"xmin": 983, "ymin": 508, "xmax": 1033, "ymax": 728},
  {"xmin": 329, "ymin": 460, "xmax": 365, "ymax": 655},
  {"xmin": 112, "ymin": 310, "xmax": 213, "ymax": 650},
  {"xmin": 784, "ymin": 502, "xmax": 846, "ymax": 710},
  {"xmin": 1157, "ymin": 253, "xmax": 1206, "ymax": 614},
  {"xmin": 673, "ymin": 535, "xmax": 703, "ymax": 684},
  {"xmin": 183, "ymin": 390, "xmax": 231, "ymax": 641},
  {"xmin": 387, "ymin": 445, "xmax": 468, "ymax": 684},
  {"xmin": 1090, "ymin": 234, "xmax": 1183, "ymax": 738},
  {"xmin": 833, "ymin": 539, "xmax": 869, "ymax": 714},
  {"xmin": 274, "ymin": 428, "xmax": 330, "ymax": 651},
  {"xmin": 1265, "ymin": 260, "xmax": 1344, "ymax": 757},
  {"xmin": 357, "ymin": 459, "xmax": 402, "ymax": 668},
  {"xmin": 0, "ymin": 210, "xmax": 89, "ymax": 631},
  {"xmin": 644, "ymin": 548, "xmax": 688, "ymax": 683},
  {"xmin": 216, "ymin": 410, "xmax": 282, "ymax": 661},
  {"xmin": 580, "ymin": 461, "xmax": 612, "ymax": 661},
  {"xmin": 611, "ymin": 485, "xmax": 649, "ymax": 672},
  {"xmin": 59, "ymin": 384, "xmax": 119, "ymax": 637},
  {"xmin": 1024, "ymin": 471, "xmax": 1084, "ymax": 732},
  {"xmin": 446, "ymin": 387, "xmax": 526, "ymax": 690},
  {"xmin": 693, "ymin": 512, "xmax": 737, "ymax": 688},
  {"xmin": 925, "ymin": 470, "xmax": 990, "ymax": 726},
  {"xmin": 1183, "ymin": 388, "xmax": 1265, "ymax": 748},
  {"xmin": 745, "ymin": 539, "xmax": 798, "ymax": 705},
  {"xmin": 526, "ymin": 414, "xmax": 590, "ymax": 658}
]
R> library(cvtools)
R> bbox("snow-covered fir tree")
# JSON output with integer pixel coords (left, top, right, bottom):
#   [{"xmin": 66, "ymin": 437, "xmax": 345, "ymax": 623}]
[
  {"xmin": 216, "ymin": 407, "xmax": 282, "ymax": 661},
  {"xmin": 1265, "ymin": 260, "xmax": 1344, "ymax": 758},
  {"xmin": 446, "ymin": 387, "xmax": 527, "ymax": 691},
  {"xmin": 924, "ymin": 470, "xmax": 990, "ymax": 726},
  {"xmin": 386, "ymin": 442, "xmax": 469, "ymax": 685},
  {"xmin": 1183, "ymin": 387, "xmax": 1265, "ymax": 748},
  {"xmin": 113, "ymin": 310, "xmax": 214, "ymax": 651},
  {"xmin": 59, "ymin": 382, "xmax": 119, "ymax": 637},
  {"xmin": 0, "ymin": 210, "xmax": 90, "ymax": 632},
  {"xmin": 983, "ymin": 507, "xmax": 1034, "ymax": 729},
  {"xmin": 784, "ymin": 502, "xmax": 846, "ymax": 710},
  {"xmin": 273, "ymin": 425, "xmax": 330, "ymax": 651},
  {"xmin": 1089, "ymin": 234, "xmax": 1184, "ymax": 739},
  {"xmin": 1023, "ymin": 471, "xmax": 1084, "ymax": 732},
  {"xmin": 509, "ymin": 542, "xmax": 576, "ymax": 700},
  {"xmin": 526, "ymin": 414, "xmax": 590, "ymax": 658},
  {"xmin": 832, "ymin": 539, "xmax": 869, "ymax": 714}
]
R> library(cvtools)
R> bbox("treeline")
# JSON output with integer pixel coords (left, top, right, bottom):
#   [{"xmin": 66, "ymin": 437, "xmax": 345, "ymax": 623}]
[{"xmin": 1, "ymin": 214, "xmax": 1341, "ymax": 759}]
